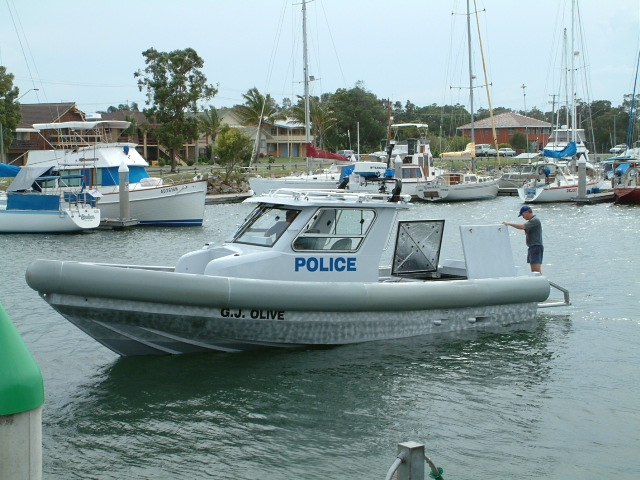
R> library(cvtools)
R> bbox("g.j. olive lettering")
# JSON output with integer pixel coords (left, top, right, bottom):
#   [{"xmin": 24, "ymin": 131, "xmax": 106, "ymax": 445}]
[{"xmin": 220, "ymin": 308, "xmax": 285, "ymax": 320}]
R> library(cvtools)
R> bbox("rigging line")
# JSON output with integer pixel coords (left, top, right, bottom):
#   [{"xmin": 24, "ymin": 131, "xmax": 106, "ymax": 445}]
[
  {"xmin": 317, "ymin": 0, "xmax": 347, "ymax": 90},
  {"xmin": 574, "ymin": 0, "xmax": 596, "ymax": 150},
  {"xmin": 288, "ymin": 2, "xmax": 297, "ymax": 106},
  {"xmin": 5, "ymin": 0, "xmax": 38, "ymax": 92},
  {"xmin": 542, "ymin": 1, "xmax": 568, "ymax": 114},
  {"xmin": 263, "ymin": 0, "xmax": 289, "ymax": 95},
  {"xmin": 625, "ymin": 48, "xmax": 640, "ymax": 148}
]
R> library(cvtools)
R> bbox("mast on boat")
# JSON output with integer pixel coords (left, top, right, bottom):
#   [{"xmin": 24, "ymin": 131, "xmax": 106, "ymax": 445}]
[
  {"xmin": 466, "ymin": 0, "xmax": 474, "ymax": 146},
  {"xmin": 472, "ymin": 0, "xmax": 500, "ymax": 164},
  {"xmin": 571, "ymin": 0, "xmax": 577, "ymax": 146},
  {"xmin": 302, "ymin": 0, "xmax": 312, "ymax": 173}
]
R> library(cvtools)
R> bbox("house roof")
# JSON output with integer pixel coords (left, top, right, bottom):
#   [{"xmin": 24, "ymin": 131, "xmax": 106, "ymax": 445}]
[
  {"xmin": 458, "ymin": 112, "xmax": 551, "ymax": 129},
  {"xmin": 100, "ymin": 110, "xmax": 151, "ymax": 125},
  {"xmin": 17, "ymin": 102, "xmax": 81, "ymax": 129}
]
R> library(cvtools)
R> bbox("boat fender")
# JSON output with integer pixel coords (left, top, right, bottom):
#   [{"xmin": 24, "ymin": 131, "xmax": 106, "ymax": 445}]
[{"xmin": 337, "ymin": 176, "xmax": 349, "ymax": 189}]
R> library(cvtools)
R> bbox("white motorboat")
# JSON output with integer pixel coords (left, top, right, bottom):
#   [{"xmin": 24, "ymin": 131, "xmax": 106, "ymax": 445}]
[
  {"xmin": 0, "ymin": 165, "xmax": 100, "ymax": 233},
  {"xmin": 364, "ymin": 123, "xmax": 441, "ymax": 197},
  {"xmin": 249, "ymin": 162, "xmax": 348, "ymax": 195},
  {"xmin": 25, "ymin": 185, "xmax": 569, "ymax": 356},
  {"xmin": 498, "ymin": 163, "xmax": 542, "ymax": 191},
  {"xmin": 23, "ymin": 121, "xmax": 207, "ymax": 226},
  {"xmin": 416, "ymin": 172, "xmax": 499, "ymax": 202}
]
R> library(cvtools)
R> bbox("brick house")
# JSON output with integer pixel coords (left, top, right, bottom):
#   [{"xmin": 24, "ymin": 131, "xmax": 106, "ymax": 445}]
[
  {"xmin": 8, "ymin": 102, "xmax": 85, "ymax": 165},
  {"xmin": 457, "ymin": 112, "xmax": 551, "ymax": 151}
]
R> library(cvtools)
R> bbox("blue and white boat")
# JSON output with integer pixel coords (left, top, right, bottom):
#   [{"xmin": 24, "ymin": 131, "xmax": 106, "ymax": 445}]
[
  {"xmin": 22, "ymin": 121, "xmax": 207, "ymax": 226},
  {"xmin": 25, "ymin": 186, "xmax": 568, "ymax": 355},
  {"xmin": 0, "ymin": 165, "xmax": 100, "ymax": 233}
]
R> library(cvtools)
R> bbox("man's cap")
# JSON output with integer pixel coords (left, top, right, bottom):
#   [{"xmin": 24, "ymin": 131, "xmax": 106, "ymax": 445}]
[{"xmin": 518, "ymin": 205, "xmax": 532, "ymax": 217}]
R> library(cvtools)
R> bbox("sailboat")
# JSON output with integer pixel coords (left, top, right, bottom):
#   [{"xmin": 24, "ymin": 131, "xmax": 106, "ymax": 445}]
[
  {"xmin": 517, "ymin": 3, "xmax": 599, "ymax": 203},
  {"xmin": 612, "ymin": 49, "xmax": 640, "ymax": 204},
  {"xmin": 416, "ymin": 0, "xmax": 499, "ymax": 202},
  {"xmin": 250, "ymin": 1, "xmax": 369, "ymax": 195},
  {"xmin": 0, "ymin": 164, "xmax": 100, "ymax": 233},
  {"xmin": 248, "ymin": 0, "xmax": 393, "ymax": 196}
]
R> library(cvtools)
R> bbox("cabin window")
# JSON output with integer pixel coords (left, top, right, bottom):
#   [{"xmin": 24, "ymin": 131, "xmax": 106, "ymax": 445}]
[
  {"xmin": 57, "ymin": 169, "xmax": 83, "ymax": 188},
  {"xmin": 402, "ymin": 167, "xmax": 422, "ymax": 179},
  {"xmin": 293, "ymin": 207, "xmax": 375, "ymax": 252}
]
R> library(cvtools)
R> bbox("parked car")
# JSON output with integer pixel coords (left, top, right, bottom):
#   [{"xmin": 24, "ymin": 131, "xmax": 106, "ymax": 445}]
[
  {"xmin": 475, "ymin": 144, "xmax": 497, "ymax": 157},
  {"xmin": 498, "ymin": 147, "xmax": 516, "ymax": 157},
  {"xmin": 610, "ymin": 144, "xmax": 627, "ymax": 154},
  {"xmin": 337, "ymin": 149, "xmax": 361, "ymax": 160}
]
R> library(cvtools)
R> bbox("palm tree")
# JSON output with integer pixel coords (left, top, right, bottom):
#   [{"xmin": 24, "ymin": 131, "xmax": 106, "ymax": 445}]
[
  {"xmin": 291, "ymin": 95, "xmax": 338, "ymax": 150},
  {"xmin": 123, "ymin": 115, "xmax": 138, "ymax": 142},
  {"xmin": 233, "ymin": 87, "xmax": 285, "ymax": 164},
  {"xmin": 199, "ymin": 107, "xmax": 220, "ymax": 164}
]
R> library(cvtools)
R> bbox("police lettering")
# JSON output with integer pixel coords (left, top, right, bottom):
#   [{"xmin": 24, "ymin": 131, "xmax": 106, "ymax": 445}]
[{"xmin": 294, "ymin": 256, "xmax": 356, "ymax": 272}]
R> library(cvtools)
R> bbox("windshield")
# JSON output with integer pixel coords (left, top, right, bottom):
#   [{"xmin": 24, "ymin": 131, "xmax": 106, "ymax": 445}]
[{"xmin": 233, "ymin": 206, "xmax": 300, "ymax": 247}]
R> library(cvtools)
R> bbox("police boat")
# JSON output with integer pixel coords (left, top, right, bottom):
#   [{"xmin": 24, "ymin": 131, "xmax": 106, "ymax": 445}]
[{"xmin": 25, "ymin": 186, "xmax": 568, "ymax": 356}]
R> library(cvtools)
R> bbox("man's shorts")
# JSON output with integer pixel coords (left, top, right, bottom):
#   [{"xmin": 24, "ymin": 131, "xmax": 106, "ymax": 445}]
[{"xmin": 527, "ymin": 245, "xmax": 544, "ymax": 264}]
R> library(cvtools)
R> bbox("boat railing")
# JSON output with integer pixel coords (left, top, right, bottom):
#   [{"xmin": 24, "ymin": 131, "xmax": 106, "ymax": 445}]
[
  {"xmin": 538, "ymin": 280, "xmax": 571, "ymax": 308},
  {"xmin": 265, "ymin": 188, "xmax": 411, "ymax": 204}
]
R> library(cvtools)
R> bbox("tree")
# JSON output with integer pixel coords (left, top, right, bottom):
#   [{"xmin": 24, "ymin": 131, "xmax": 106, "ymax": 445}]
[
  {"xmin": 135, "ymin": 47, "xmax": 218, "ymax": 172},
  {"xmin": 0, "ymin": 67, "xmax": 21, "ymax": 162},
  {"xmin": 326, "ymin": 84, "xmax": 387, "ymax": 152},
  {"xmin": 104, "ymin": 102, "xmax": 139, "ymax": 113},
  {"xmin": 233, "ymin": 87, "xmax": 284, "ymax": 164},
  {"xmin": 199, "ymin": 107, "xmax": 220, "ymax": 164},
  {"xmin": 510, "ymin": 131, "xmax": 527, "ymax": 151},
  {"xmin": 214, "ymin": 124, "xmax": 253, "ymax": 180}
]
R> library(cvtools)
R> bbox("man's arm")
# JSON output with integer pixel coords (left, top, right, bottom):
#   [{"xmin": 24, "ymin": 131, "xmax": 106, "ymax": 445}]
[{"xmin": 503, "ymin": 221, "xmax": 525, "ymax": 230}]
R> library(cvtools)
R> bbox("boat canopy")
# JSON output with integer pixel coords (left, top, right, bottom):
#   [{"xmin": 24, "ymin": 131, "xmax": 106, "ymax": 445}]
[
  {"xmin": 543, "ymin": 141, "xmax": 577, "ymax": 159},
  {"xmin": 615, "ymin": 163, "xmax": 630, "ymax": 175},
  {"xmin": 7, "ymin": 165, "xmax": 52, "ymax": 192},
  {"xmin": 32, "ymin": 121, "xmax": 131, "ymax": 131},
  {"xmin": 0, "ymin": 163, "xmax": 21, "ymax": 178}
]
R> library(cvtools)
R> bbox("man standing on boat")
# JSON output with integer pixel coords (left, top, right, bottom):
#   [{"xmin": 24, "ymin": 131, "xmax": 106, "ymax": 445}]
[{"xmin": 503, "ymin": 206, "xmax": 544, "ymax": 274}]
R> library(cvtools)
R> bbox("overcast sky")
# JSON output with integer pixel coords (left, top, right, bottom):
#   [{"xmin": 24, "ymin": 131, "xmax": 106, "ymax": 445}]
[{"xmin": 2, "ymin": 0, "xmax": 638, "ymax": 118}]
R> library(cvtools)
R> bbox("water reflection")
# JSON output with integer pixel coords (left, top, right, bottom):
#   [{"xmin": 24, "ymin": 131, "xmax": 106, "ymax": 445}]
[{"xmin": 43, "ymin": 316, "xmax": 571, "ymax": 479}]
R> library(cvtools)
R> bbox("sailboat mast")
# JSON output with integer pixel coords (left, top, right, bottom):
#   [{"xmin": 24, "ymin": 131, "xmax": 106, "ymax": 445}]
[
  {"xmin": 570, "ymin": 0, "xmax": 576, "ymax": 143},
  {"xmin": 467, "ymin": 0, "xmax": 474, "ymax": 144},
  {"xmin": 302, "ymin": 0, "xmax": 311, "ymax": 171},
  {"xmin": 473, "ymin": 0, "xmax": 499, "ymax": 164}
]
